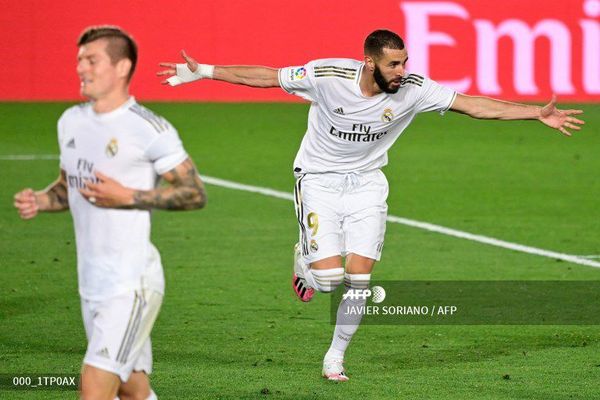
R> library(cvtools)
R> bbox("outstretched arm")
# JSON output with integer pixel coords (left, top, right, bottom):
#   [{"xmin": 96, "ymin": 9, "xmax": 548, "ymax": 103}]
[
  {"xmin": 14, "ymin": 170, "xmax": 69, "ymax": 219},
  {"xmin": 79, "ymin": 158, "xmax": 207, "ymax": 211},
  {"xmin": 451, "ymin": 94, "xmax": 584, "ymax": 136},
  {"xmin": 157, "ymin": 50, "xmax": 280, "ymax": 88}
]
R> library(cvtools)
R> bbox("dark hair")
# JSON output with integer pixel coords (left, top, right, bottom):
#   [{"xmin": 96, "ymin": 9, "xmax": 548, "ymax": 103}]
[
  {"xmin": 364, "ymin": 30, "xmax": 405, "ymax": 59},
  {"xmin": 77, "ymin": 25, "xmax": 138, "ymax": 82}
]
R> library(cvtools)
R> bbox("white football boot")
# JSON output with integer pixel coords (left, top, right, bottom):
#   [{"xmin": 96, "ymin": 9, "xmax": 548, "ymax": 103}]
[
  {"xmin": 322, "ymin": 358, "xmax": 349, "ymax": 382},
  {"xmin": 292, "ymin": 243, "xmax": 314, "ymax": 302}
]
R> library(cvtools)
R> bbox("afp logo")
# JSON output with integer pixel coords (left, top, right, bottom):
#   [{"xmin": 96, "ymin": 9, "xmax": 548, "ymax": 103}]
[{"xmin": 342, "ymin": 286, "xmax": 386, "ymax": 303}]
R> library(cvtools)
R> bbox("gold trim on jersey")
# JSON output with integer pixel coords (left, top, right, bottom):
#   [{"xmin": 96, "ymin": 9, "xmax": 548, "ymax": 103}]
[
  {"xmin": 400, "ymin": 74, "xmax": 424, "ymax": 87},
  {"xmin": 129, "ymin": 105, "xmax": 169, "ymax": 133},
  {"xmin": 314, "ymin": 66, "xmax": 357, "ymax": 72},
  {"xmin": 314, "ymin": 66, "xmax": 357, "ymax": 80},
  {"xmin": 314, "ymin": 73, "xmax": 356, "ymax": 79}
]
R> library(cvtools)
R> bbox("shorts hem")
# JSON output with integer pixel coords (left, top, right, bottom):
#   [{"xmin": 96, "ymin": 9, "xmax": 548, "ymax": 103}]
[
  {"xmin": 133, "ymin": 367, "xmax": 152, "ymax": 376},
  {"xmin": 303, "ymin": 251, "xmax": 343, "ymax": 265},
  {"xmin": 83, "ymin": 360, "xmax": 130, "ymax": 383},
  {"xmin": 345, "ymin": 249, "xmax": 382, "ymax": 262}
]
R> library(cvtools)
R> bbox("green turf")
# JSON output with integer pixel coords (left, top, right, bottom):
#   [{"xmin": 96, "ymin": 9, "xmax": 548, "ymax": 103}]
[{"xmin": 1, "ymin": 102, "xmax": 599, "ymax": 399}]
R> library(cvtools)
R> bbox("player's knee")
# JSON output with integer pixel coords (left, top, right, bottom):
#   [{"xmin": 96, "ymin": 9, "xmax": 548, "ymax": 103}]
[
  {"xmin": 81, "ymin": 386, "xmax": 117, "ymax": 400},
  {"xmin": 118, "ymin": 389, "xmax": 155, "ymax": 400},
  {"xmin": 118, "ymin": 394, "xmax": 154, "ymax": 400},
  {"xmin": 312, "ymin": 268, "xmax": 344, "ymax": 293},
  {"xmin": 118, "ymin": 373, "xmax": 152, "ymax": 400},
  {"xmin": 80, "ymin": 366, "xmax": 120, "ymax": 400}
]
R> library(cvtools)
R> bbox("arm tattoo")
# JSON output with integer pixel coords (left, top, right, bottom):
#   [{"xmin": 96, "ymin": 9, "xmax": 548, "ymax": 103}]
[
  {"xmin": 132, "ymin": 159, "xmax": 207, "ymax": 210},
  {"xmin": 43, "ymin": 170, "xmax": 69, "ymax": 211}
]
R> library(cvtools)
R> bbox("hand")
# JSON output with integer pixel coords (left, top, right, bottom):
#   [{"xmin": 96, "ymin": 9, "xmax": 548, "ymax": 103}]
[
  {"xmin": 157, "ymin": 50, "xmax": 200, "ymax": 85},
  {"xmin": 539, "ymin": 95, "xmax": 585, "ymax": 137},
  {"xmin": 79, "ymin": 171, "xmax": 135, "ymax": 208},
  {"xmin": 14, "ymin": 189, "xmax": 39, "ymax": 219}
]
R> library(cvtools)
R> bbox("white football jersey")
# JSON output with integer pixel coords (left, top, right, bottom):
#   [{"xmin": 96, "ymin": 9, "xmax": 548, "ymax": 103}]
[
  {"xmin": 279, "ymin": 58, "xmax": 456, "ymax": 173},
  {"xmin": 58, "ymin": 97, "xmax": 188, "ymax": 301}
]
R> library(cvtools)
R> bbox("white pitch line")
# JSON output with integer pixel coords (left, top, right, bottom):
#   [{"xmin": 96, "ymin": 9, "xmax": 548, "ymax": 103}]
[
  {"xmin": 202, "ymin": 175, "xmax": 294, "ymax": 202},
  {"xmin": 201, "ymin": 175, "xmax": 600, "ymax": 270},
  {"xmin": 2, "ymin": 155, "xmax": 598, "ymax": 269},
  {"xmin": 385, "ymin": 216, "xmax": 600, "ymax": 269},
  {"xmin": 0, "ymin": 154, "xmax": 59, "ymax": 160}
]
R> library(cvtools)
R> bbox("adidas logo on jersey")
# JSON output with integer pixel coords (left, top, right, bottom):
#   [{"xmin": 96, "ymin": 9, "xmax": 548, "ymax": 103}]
[
  {"xmin": 333, "ymin": 107, "xmax": 345, "ymax": 115},
  {"xmin": 96, "ymin": 347, "xmax": 110, "ymax": 359},
  {"xmin": 66, "ymin": 138, "xmax": 75, "ymax": 148}
]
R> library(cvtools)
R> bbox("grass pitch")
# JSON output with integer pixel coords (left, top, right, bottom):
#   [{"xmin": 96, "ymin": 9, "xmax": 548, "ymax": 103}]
[{"xmin": 1, "ymin": 102, "xmax": 599, "ymax": 399}]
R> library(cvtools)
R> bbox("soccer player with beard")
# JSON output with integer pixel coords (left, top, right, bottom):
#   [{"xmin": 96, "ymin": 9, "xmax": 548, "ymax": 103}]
[{"xmin": 158, "ymin": 29, "xmax": 584, "ymax": 381}]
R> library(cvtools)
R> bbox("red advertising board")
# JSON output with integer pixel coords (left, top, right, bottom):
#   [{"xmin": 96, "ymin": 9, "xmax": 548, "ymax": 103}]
[{"xmin": 1, "ymin": 0, "xmax": 598, "ymax": 102}]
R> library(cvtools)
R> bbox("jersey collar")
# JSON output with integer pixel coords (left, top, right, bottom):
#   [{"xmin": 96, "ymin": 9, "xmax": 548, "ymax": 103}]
[{"xmin": 89, "ymin": 96, "xmax": 136, "ymax": 120}]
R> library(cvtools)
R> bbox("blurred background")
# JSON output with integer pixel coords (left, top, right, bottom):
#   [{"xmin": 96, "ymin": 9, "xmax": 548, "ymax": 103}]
[{"xmin": 2, "ymin": 0, "xmax": 599, "ymax": 102}]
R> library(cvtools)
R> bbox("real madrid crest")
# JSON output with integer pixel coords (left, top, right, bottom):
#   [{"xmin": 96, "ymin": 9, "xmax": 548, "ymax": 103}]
[
  {"xmin": 105, "ymin": 138, "xmax": 118, "ymax": 158},
  {"xmin": 381, "ymin": 108, "xmax": 394, "ymax": 123},
  {"xmin": 310, "ymin": 240, "xmax": 319, "ymax": 253}
]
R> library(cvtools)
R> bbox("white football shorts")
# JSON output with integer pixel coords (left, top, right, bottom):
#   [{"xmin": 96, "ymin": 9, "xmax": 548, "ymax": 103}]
[
  {"xmin": 294, "ymin": 169, "xmax": 388, "ymax": 264},
  {"xmin": 81, "ymin": 289, "xmax": 163, "ymax": 382}
]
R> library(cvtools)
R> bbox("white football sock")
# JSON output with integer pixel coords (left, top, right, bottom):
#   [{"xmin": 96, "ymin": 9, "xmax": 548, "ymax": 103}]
[
  {"xmin": 146, "ymin": 390, "xmax": 157, "ymax": 400},
  {"xmin": 311, "ymin": 268, "xmax": 344, "ymax": 293},
  {"xmin": 325, "ymin": 273, "xmax": 371, "ymax": 360}
]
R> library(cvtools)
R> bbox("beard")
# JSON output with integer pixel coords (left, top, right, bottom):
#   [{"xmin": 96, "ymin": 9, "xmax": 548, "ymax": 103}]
[{"xmin": 373, "ymin": 65, "xmax": 401, "ymax": 94}]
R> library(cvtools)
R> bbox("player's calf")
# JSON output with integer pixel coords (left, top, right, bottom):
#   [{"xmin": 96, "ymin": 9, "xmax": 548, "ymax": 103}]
[{"xmin": 322, "ymin": 272, "xmax": 372, "ymax": 382}]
